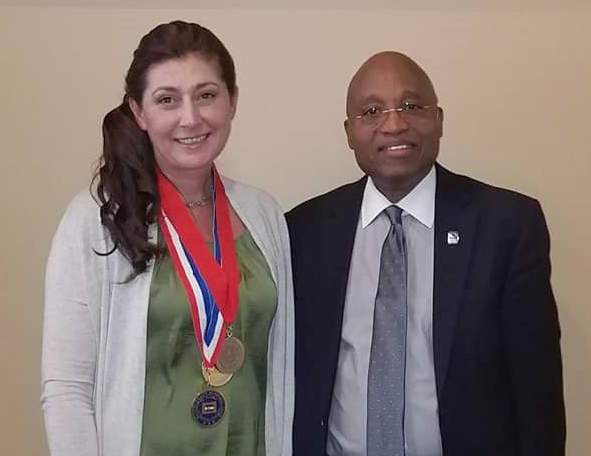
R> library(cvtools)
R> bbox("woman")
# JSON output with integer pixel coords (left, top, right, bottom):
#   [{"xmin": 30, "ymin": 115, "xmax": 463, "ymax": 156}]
[{"xmin": 41, "ymin": 20, "xmax": 294, "ymax": 456}]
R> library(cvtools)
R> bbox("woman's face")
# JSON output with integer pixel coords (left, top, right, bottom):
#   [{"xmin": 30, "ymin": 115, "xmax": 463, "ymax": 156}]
[{"xmin": 130, "ymin": 53, "xmax": 237, "ymax": 180}]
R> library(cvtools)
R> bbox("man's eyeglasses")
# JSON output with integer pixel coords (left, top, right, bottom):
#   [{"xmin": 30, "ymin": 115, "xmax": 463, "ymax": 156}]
[{"xmin": 350, "ymin": 102, "xmax": 440, "ymax": 126}]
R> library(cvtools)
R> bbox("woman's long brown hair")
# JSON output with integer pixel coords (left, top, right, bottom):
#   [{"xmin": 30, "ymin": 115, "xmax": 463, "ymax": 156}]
[{"xmin": 92, "ymin": 20, "xmax": 237, "ymax": 279}]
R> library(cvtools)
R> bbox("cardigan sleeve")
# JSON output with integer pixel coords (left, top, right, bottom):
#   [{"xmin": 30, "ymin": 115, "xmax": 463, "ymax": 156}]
[
  {"xmin": 265, "ymin": 195, "xmax": 295, "ymax": 456},
  {"xmin": 41, "ymin": 195, "xmax": 100, "ymax": 456}
]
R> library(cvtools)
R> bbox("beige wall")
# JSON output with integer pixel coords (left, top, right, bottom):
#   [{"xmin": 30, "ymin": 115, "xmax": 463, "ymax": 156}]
[{"xmin": 1, "ymin": 2, "xmax": 590, "ymax": 454}]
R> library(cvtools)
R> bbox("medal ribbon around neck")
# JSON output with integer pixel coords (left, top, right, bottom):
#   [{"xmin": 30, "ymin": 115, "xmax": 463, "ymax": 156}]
[{"xmin": 157, "ymin": 167, "xmax": 240, "ymax": 368}]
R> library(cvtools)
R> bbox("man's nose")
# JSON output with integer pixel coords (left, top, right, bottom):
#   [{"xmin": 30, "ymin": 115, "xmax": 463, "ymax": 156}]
[{"xmin": 379, "ymin": 108, "xmax": 410, "ymax": 133}]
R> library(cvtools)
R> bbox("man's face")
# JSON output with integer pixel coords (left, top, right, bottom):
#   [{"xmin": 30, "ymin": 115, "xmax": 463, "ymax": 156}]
[{"xmin": 344, "ymin": 54, "xmax": 443, "ymax": 196}]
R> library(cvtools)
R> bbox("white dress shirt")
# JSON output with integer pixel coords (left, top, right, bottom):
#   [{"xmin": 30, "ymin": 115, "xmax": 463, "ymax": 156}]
[{"xmin": 326, "ymin": 166, "xmax": 442, "ymax": 456}]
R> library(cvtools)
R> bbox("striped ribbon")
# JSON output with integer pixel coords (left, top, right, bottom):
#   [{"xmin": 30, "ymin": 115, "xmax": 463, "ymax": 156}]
[{"xmin": 157, "ymin": 167, "xmax": 240, "ymax": 367}]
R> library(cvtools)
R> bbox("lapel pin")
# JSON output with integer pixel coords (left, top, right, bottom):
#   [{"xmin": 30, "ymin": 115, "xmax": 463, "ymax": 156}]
[{"xmin": 447, "ymin": 231, "xmax": 460, "ymax": 245}]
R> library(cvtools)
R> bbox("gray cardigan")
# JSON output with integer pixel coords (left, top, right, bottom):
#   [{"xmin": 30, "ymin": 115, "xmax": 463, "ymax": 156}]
[{"xmin": 41, "ymin": 177, "xmax": 294, "ymax": 456}]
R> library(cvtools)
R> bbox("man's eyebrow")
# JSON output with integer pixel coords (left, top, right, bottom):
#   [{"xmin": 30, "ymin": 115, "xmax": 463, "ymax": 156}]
[
  {"xmin": 356, "ymin": 93, "xmax": 385, "ymax": 105},
  {"xmin": 356, "ymin": 90, "xmax": 427, "ymax": 105},
  {"xmin": 398, "ymin": 90, "xmax": 425, "ymax": 100}
]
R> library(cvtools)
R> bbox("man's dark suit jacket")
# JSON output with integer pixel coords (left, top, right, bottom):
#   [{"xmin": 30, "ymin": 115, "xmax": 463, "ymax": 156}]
[{"xmin": 286, "ymin": 164, "xmax": 565, "ymax": 456}]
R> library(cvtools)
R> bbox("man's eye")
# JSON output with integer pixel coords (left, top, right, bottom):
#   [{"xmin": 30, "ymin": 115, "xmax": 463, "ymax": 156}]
[
  {"xmin": 401, "ymin": 102, "xmax": 421, "ymax": 112},
  {"xmin": 362, "ymin": 106, "xmax": 381, "ymax": 117}
]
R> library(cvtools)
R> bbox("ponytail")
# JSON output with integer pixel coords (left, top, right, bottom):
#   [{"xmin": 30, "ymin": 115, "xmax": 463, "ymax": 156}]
[{"xmin": 92, "ymin": 98, "xmax": 160, "ymax": 279}]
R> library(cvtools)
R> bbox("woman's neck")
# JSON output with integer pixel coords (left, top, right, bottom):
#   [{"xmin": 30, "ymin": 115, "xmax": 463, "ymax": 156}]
[{"xmin": 164, "ymin": 166, "xmax": 214, "ymax": 203}]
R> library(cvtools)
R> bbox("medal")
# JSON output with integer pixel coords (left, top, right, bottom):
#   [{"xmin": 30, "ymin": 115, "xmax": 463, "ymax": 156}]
[
  {"xmin": 202, "ymin": 364, "xmax": 233, "ymax": 387},
  {"xmin": 158, "ymin": 168, "xmax": 244, "ymax": 422},
  {"xmin": 216, "ymin": 336, "xmax": 245, "ymax": 374},
  {"xmin": 191, "ymin": 389, "xmax": 226, "ymax": 426}
]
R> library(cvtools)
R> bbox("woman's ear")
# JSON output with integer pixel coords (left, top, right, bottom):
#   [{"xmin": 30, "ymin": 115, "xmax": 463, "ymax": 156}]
[
  {"xmin": 128, "ymin": 97, "xmax": 147, "ymax": 131},
  {"xmin": 230, "ymin": 86, "xmax": 239, "ymax": 120}
]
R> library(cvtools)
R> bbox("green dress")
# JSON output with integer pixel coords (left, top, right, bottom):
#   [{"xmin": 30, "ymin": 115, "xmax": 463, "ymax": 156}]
[{"xmin": 140, "ymin": 231, "xmax": 277, "ymax": 456}]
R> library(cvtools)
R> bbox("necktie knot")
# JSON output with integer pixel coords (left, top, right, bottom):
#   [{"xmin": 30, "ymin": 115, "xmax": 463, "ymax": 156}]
[{"xmin": 384, "ymin": 205, "xmax": 403, "ymax": 226}]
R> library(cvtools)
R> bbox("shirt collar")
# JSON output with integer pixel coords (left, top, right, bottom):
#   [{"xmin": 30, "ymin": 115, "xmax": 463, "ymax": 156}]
[{"xmin": 361, "ymin": 165, "xmax": 436, "ymax": 229}]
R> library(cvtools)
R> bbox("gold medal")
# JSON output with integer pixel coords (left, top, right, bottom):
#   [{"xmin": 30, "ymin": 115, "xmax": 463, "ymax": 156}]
[
  {"xmin": 202, "ymin": 364, "xmax": 232, "ymax": 387},
  {"xmin": 216, "ymin": 336, "xmax": 245, "ymax": 374}
]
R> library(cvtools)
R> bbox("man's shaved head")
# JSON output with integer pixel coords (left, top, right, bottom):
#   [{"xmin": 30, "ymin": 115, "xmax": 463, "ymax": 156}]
[{"xmin": 346, "ymin": 51, "xmax": 437, "ymax": 117}]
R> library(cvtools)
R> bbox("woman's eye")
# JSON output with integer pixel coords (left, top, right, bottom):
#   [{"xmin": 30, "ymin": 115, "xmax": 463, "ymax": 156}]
[
  {"xmin": 200, "ymin": 91, "xmax": 217, "ymax": 100},
  {"xmin": 158, "ymin": 96, "xmax": 175, "ymax": 105}
]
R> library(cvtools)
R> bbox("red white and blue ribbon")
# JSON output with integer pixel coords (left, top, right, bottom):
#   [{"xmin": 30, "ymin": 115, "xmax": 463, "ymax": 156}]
[{"xmin": 157, "ymin": 167, "xmax": 240, "ymax": 368}]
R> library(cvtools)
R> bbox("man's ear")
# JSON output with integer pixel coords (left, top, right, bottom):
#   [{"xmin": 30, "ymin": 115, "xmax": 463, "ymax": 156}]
[
  {"xmin": 437, "ymin": 107, "xmax": 444, "ymax": 138},
  {"xmin": 128, "ymin": 97, "xmax": 147, "ymax": 131},
  {"xmin": 344, "ymin": 119, "xmax": 354, "ymax": 150}
]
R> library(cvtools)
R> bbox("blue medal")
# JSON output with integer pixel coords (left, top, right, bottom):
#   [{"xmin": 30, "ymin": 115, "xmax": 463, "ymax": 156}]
[{"xmin": 191, "ymin": 390, "xmax": 226, "ymax": 426}]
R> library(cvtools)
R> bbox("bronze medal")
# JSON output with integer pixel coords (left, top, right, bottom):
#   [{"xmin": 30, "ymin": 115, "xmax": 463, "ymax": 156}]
[
  {"xmin": 216, "ymin": 336, "xmax": 245, "ymax": 374},
  {"xmin": 202, "ymin": 364, "xmax": 233, "ymax": 387}
]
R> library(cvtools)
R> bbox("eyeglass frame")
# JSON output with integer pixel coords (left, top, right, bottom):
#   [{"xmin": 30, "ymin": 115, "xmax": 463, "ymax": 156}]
[{"xmin": 348, "ymin": 101, "xmax": 441, "ymax": 126}]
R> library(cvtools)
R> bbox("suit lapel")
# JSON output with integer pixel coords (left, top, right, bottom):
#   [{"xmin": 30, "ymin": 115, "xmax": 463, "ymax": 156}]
[
  {"xmin": 433, "ymin": 165, "xmax": 478, "ymax": 397},
  {"xmin": 316, "ymin": 178, "xmax": 366, "ymax": 382}
]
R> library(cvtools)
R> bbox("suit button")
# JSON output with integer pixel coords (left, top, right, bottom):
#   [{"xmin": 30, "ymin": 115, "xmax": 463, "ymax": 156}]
[{"xmin": 320, "ymin": 420, "xmax": 325, "ymax": 427}]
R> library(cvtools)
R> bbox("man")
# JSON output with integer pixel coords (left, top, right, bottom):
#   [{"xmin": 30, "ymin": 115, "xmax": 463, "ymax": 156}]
[{"xmin": 287, "ymin": 52, "xmax": 565, "ymax": 456}]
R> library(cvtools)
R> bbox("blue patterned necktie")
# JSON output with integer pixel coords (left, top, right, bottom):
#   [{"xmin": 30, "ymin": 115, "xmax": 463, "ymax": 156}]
[{"xmin": 367, "ymin": 205, "xmax": 407, "ymax": 456}]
